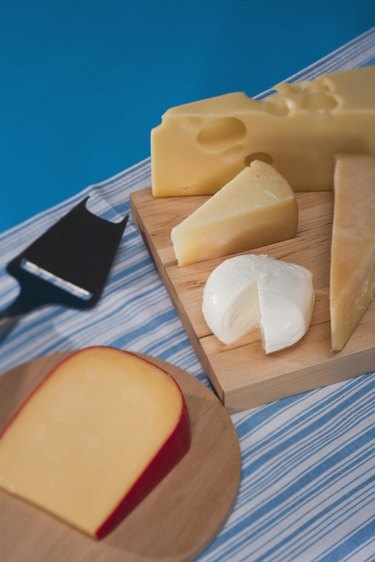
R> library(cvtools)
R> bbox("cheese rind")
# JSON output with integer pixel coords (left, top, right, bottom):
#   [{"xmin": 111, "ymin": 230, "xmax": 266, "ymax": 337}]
[
  {"xmin": 0, "ymin": 347, "xmax": 190, "ymax": 538},
  {"xmin": 151, "ymin": 67, "xmax": 375, "ymax": 196},
  {"xmin": 330, "ymin": 154, "xmax": 375, "ymax": 351},
  {"xmin": 171, "ymin": 161, "xmax": 298, "ymax": 266}
]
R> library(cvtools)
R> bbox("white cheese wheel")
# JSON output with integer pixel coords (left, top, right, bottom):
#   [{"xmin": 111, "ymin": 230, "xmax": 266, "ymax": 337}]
[{"xmin": 202, "ymin": 254, "xmax": 314, "ymax": 353}]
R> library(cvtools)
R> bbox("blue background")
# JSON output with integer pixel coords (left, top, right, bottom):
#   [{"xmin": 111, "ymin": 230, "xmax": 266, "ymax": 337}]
[{"xmin": 1, "ymin": 0, "xmax": 374, "ymax": 231}]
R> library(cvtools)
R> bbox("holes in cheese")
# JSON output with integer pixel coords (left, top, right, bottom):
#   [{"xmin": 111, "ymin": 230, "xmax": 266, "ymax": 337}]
[
  {"xmin": 171, "ymin": 160, "xmax": 298, "ymax": 266},
  {"xmin": 244, "ymin": 152, "xmax": 274, "ymax": 166},
  {"xmin": 0, "ymin": 347, "xmax": 190, "ymax": 539},
  {"xmin": 202, "ymin": 254, "xmax": 315, "ymax": 354},
  {"xmin": 151, "ymin": 67, "xmax": 375, "ymax": 196},
  {"xmin": 330, "ymin": 154, "xmax": 375, "ymax": 351},
  {"xmin": 301, "ymin": 91, "xmax": 338, "ymax": 112},
  {"xmin": 197, "ymin": 117, "xmax": 247, "ymax": 151}
]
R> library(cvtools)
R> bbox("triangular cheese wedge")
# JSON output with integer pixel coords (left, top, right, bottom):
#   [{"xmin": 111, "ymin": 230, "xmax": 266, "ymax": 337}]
[
  {"xmin": 171, "ymin": 160, "xmax": 297, "ymax": 266},
  {"xmin": 330, "ymin": 154, "xmax": 375, "ymax": 351}
]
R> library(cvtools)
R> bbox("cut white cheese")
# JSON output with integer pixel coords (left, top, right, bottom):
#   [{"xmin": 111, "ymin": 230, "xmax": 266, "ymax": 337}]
[
  {"xmin": 330, "ymin": 154, "xmax": 375, "ymax": 351},
  {"xmin": 202, "ymin": 254, "xmax": 314, "ymax": 353},
  {"xmin": 171, "ymin": 161, "xmax": 298, "ymax": 266},
  {"xmin": 0, "ymin": 347, "xmax": 190, "ymax": 538}
]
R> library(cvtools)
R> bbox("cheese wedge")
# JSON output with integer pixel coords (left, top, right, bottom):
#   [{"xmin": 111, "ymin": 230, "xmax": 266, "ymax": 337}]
[
  {"xmin": 171, "ymin": 160, "xmax": 297, "ymax": 266},
  {"xmin": 151, "ymin": 67, "xmax": 375, "ymax": 196},
  {"xmin": 202, "ymin": 254, "xmax": 314, "ymax": 353},
  {"xmin": 0, "ymin": 347, "xmax": 190, "ymax": 538},
  {"xmin": 330, "ymin": 154, "xmax": 375, "ymax": 351}
]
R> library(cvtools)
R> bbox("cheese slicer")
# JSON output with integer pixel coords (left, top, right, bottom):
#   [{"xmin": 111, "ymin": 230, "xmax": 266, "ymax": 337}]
[{"xmin": 0, "ymin": 197, "xmax": 128, "ymax": 323}]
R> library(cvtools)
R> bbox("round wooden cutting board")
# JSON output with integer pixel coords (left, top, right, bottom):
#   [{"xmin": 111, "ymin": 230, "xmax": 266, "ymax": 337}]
[{"xmin": 0, "ymin": 351, "xmax": 241, "ymax": 562}]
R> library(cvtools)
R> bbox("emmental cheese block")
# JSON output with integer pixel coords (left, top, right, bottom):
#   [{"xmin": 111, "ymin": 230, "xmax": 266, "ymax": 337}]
[
  {"xmin": 151, "ymin": 67, "xmax": 375, "ymax": 196},
  {"xmin": 330, "ymin": 154, "xmax": 375, "ymax": 351},
  {"xmin": 0, "ymin": 347, "xmax": 190, "ymax": 539},
  {"xmin": 171, "ymin": 160, "xmax": 298, "ymax": 266}
]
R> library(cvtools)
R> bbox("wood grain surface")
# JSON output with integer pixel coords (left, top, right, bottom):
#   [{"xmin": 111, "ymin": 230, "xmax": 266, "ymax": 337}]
[
  {"xmin": 0, "ymin": 351, "xmax": 241, "ymax": 562},
  {"xmin": 130, "ymin": 188, "xmax": 375, "ymax": 412}
]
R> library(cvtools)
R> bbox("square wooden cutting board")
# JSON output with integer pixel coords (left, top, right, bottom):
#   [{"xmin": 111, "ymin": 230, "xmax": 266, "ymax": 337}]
[{"xmin": 130, "ymin": 188, "xmax": 375, "ymax": 412}]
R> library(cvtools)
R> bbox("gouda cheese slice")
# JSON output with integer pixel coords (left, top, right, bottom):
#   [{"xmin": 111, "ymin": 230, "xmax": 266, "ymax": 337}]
[{"xmin": 0, "ymin": 347, "xmax": 190, "ymax": 538}]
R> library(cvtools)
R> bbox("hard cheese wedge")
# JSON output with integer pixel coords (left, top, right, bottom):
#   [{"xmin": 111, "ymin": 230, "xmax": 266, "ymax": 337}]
[
  {"xmin": 151, "ymin": 67, "xmax": 375, "ymax": 196},
  {"xmin": 171, "ymin": 160, "xmax": 298, "ymax": 266},
  {"xmin": 330, "ymin": 154, "xmax": 375, "ymax": 351},
  {"xmin": 0, "ymin": 347, "xmax": 190, "ymax": 538}
]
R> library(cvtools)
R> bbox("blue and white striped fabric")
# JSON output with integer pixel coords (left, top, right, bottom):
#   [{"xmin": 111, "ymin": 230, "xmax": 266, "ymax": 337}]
[{"xmin": 1, "ymin": 27, "xmax": 375, "ymax": 562}]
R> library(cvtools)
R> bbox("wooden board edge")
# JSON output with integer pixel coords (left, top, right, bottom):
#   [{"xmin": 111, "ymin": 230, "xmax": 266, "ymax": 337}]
[
  {"xmin": 130, "ymin": 193, "xmax": 226, "ymax": 403},
  {"xmin": 223, "ymin": 347, "xmax": 375, "ymax": 412}
]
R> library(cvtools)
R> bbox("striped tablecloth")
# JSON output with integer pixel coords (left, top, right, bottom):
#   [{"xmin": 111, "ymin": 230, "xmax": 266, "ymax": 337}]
[{"xmin": 1, "ymin": 27, "xmax": 374, "ymax": 562}]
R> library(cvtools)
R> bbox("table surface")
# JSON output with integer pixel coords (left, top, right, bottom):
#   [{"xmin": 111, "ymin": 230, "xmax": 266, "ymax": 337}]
[{"xmin": 1, "ymin": 0, "xmax": 374, "ymax": 231}]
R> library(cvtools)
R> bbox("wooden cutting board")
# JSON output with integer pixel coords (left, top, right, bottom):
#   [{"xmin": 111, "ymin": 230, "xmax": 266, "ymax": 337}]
[
  {"xmin": 0, "ymin": 352, "xmax": 240, "ymax": 562},
  {"xmin": 130, "ymin": 188, "xmax": 375, "ymax": 412}
]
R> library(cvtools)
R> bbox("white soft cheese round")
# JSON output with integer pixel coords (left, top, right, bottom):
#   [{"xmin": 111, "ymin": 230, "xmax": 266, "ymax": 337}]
[{"xmin": 202, "ymin": 254, "xmax": 314, "ymax": 353}]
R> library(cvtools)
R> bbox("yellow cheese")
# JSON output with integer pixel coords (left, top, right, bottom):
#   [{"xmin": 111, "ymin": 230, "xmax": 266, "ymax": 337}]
[
  {"xmin": 171, "ymin": 160, "xmax": 297, "ymax": 266},
  {"xmin": 330, "ymin": 154, "xmax": 375, "ymax": 351},
  {"xmin": 151, "ymin": 67, "xmax": 375, "ymax": 196},
  {"xmin": 0, "ymin": 347, "xmax": 189, "ymax": 538}
]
